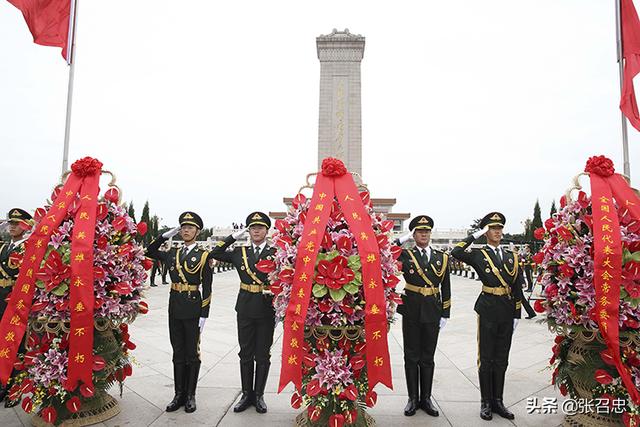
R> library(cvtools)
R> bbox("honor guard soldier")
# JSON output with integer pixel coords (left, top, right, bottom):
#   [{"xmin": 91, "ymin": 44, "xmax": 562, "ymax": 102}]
[
  {"xmin": 395, "ymin": 215, "xmax": 450, "ymax": 417},
  {"xmin": 0, "ymin": 208, "xmax": 34, "ymax": 406},
  {"xmin": 451, "ymin": 212, "xmax": 524, "ymax": 421},
  {"xmin": 146, "ymin": 212, "xmax": 212, "ymax": 414},
  {"xmin": 211, "ymin": 211, "xmax": 276, "ymax": 414}
]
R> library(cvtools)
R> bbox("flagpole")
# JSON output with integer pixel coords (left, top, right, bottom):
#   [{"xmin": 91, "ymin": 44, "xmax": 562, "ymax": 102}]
[
  {"xmin": 617, "ymin": 0, "xmax": 632, "ymax": 179},
  {"xmin": 61, "ymin": 0, "xmax": 78, "ymax": 175}
]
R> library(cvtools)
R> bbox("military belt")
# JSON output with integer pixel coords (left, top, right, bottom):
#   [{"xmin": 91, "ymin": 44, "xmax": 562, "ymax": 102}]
[
  {"xmin": 405, "ymin": 283, "xmax": 439, "ymax": 296},
  {"xmin": 171, "ymin": 283, "xmax": 199, "ymax": 292},
  {"xmin": 0, "ymin": 279, "xmax": 14, "ymax": 288},
  {"xmin": 240, "ymin": 283, "xmax": 265, "ymax": 293},
  {"xmin": 482, "ymin": 285, "xmax": 511, "ymax": 296}
]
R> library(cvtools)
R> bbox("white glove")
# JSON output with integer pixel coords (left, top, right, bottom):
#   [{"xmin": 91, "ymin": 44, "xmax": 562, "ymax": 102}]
[
  {"xmin": 472, "ymin": 225, "xmax": 490, "ymax": 240},
  {"xmin": 162, "ymin": 227, "xmax": 181, "ymax": 239},
  {"xmin": 439, "ymin": 318, "xmax": 448, "ymax": 330},
  {"xmin": 513, "ymin": 319, "xmax": 519, "ymax": 331},
  {"xmin": 397, "ymin": 232, "xmax": 412, "ymax": 245},
  {"xmin": 199, "ymin": 317, "xmax": 207, "ymax": 333},
  {"xmin": 232, "ymin": 228, "xmax": 247, "ymax": 240}
]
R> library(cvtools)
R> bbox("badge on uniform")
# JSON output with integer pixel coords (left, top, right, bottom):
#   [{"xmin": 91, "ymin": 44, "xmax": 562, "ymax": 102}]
[
  {"xmin": 509, "ymin": 259, "xmax": 513, "ymax": 264},
  {"xmin": 241, "ymin": 266, "xmax": 246, "ymax": 270},
  {"xmin": 409, "ymin": 269, "xmax": 415, "ymax": 274},
  {"xmin": 485, "ymin": 268, "xmax": 491, "ymax": 273},
  {"xmin": 191, "ymin": 257, "xmax": 197, "ymax": 262},
  {"xmin": 436, "ymin": 261, "xmax": 441, "ymax": 266}
]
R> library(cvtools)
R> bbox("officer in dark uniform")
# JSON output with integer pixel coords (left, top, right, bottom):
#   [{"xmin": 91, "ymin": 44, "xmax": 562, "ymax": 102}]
[
  {"xmin": 451, "ymin": 212, "xmax": 523, "ymax": 421},
  {"xmin": 396, "ymin": 215, "xmax": 450, "ymax": 417},
  {"xmin": 522, "ymin": 245, "xmax": 534, "ymax": 292},
  {"xmin": 210, "ymin": 211, "xmax": 276, "ymax": 414},
  {"xmin": 0, "ymin": 209, "xmax": 33, "ymax": 406},
  {"xmin": 146, "ymin": 212, "xmax": 212, "ymax": 414}
]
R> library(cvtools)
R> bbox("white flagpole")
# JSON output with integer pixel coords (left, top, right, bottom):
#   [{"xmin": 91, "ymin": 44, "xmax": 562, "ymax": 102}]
[
  {"xmin": 61, "ymin": 0, "xmax": 78, "ymax": 175},
  {"xmin": 617, "ymin": 0, "xmax": 632, "ymax": 179}
]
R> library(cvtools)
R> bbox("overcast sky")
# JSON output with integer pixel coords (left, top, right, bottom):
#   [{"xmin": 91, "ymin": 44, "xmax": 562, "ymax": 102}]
[{"xmin": 1, "ymin": 0, "xmax": 638, "ymax": 234}]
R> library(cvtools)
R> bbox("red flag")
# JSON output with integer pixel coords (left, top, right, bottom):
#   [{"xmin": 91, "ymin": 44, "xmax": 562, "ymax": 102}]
[
  {"xmin": 620, "ymin": 0, "xmax": 640, "ymax": 131},
  {"xmin": 7, "ymin": 0, "xmax": 73, "ymax": 62}
]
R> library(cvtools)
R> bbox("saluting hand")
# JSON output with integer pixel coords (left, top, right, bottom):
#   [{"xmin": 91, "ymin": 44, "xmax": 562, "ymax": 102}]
[
  {"xmin": 232, "ymin": 227, "xmax": 247, "ymax": 240},
  {"xmin": 162, "ymin": 227, "xmax": 181, "ymax": 239},
  {"xmin": 472, "ymin": 225, "xmax": 490, "ymax": 240},
  {"xmin": 397, "ymin": 231, "xmax": 412, "ymax": 245}
]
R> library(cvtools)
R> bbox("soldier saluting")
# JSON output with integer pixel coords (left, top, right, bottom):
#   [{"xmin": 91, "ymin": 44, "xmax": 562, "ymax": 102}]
[
  {"xmin": 396, "ymin": 215, "xmax": 450, "ymax": 417},
  {"xmin": 451, "ymin": 212, "xmax": 523, "ymax": 421},
  {"xmin": 210, "ymin": 211, "xmax": 276, "ymax": 414},
  {"xmin": 146, "ymin": 211, "xmax": 212, "ymax": 414},
  {"xmin": 0, "ymin": 208, "xmax": 34, "ymax": 406}
]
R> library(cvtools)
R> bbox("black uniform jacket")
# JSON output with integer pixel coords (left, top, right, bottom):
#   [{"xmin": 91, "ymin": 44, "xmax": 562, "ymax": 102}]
[
  {"xmin": 0, "ymin": 241, "xmax": 24, "ymax": 315},
  {"xmin": 147, "ymin": 236, "xmax": 213, "ymax": 320},
  {"xmin": 396, "ymin": 245, "xmax": 451, "ymax": 323},
  {"xmin": 451, "ymin": 235, "xmax": 523, "ymax": 321},
  {"xmin": 210, "ymin": 235, "xmax": 276, "ymax": 319}
]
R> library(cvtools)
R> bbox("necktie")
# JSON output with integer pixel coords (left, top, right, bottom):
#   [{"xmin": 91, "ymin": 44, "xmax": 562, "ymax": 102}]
[
  {"xmin": 495, "ymin": 248, "xmax": 502, "ymax": 264},
  {"xmin": 254, "ymin": 246, "xmax": 261, "ymax": 259},
  {"xmin": 180, "ymin": 246, "xmax": 189, "ymax": 263},
  {"xmin": 421, "ymin": 248, "xmax": 428, "ymax": 264},
  {"xmin": 7, "ymin": 243, "xmax": 14, "ymax": 253}
]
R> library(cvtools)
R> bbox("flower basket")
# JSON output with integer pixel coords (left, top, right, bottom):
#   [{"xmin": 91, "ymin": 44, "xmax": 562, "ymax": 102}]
[
  {"xmin": 536, "ymin": 156, "xmax": 640, "ymax": 426},
  {"xmin": 0, "ymin": 157, "xmax": 149, "ymax": 426},
  {"xmin": 259, "ymin": 158, "xmax": 400, "ymax": 427}
]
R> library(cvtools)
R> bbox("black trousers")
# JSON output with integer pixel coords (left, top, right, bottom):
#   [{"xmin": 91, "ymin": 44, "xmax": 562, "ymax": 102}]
[
  {"xmin": 525, "ymin": 266, "xmax": 534, "ymax": 291},
  {"xmin": 477, "ymin": 316, "xmax": 513, "ymax": 372},
  {"xmin": 237, "ymin": 314, "xmax": 275, "ymax": 364},
  {"xmin": 169, "ymin": 316, "xmax": 200, "ymax": 365},
  {"xmin": 402, "ymin": 317, "xmax": 439, "ymax": 368}
]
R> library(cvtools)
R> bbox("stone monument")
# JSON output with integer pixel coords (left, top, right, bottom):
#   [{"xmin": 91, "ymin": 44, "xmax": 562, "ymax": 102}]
[{"xmin": 271, "ymin": 29, "xmax": 409, "ymax": 231}]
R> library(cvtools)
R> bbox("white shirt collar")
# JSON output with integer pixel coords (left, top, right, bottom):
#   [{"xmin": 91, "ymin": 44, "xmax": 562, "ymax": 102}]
[
  {"xmin": 253, "ymin": 241, "xmax": 267, "ymax": 252},
  {"xmin": 183, "ymin": 242, "xmax": 197, "ymax": 253},
  {"xmin": 415, "ymin": 245, "xmax": 432, "ymax": 259},
  {"xmin": 487, "ymin": 243, "xmax": 501, "ymax": 253}
]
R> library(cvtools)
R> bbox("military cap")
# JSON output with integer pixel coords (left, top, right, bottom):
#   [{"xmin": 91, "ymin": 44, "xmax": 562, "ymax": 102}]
[
  {"xmin": 409, "ymin": 215, "xmax": 434, "ymax": 231},
  {"xmin": 480, "ymin": 212, "xmax": 506, "ymax": 228},
  {"xmin": 179, "ymin": 211, "xmax": 203, "ymax": 229},
  {"xmin": 6, "ymin": 208, "xmax": 34, "ymax": 228},
  {"xmin": 246, "ymin": 211, "xmax": 271, "ymax": 228}
]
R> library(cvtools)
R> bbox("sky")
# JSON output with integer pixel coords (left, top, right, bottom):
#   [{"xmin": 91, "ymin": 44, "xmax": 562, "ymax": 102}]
[{"xmin": 1, "ymin": 0, "xmax": 639, "ymax": 234}]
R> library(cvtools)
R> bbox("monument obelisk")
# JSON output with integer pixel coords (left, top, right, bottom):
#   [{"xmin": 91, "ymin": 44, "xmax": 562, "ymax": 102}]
[
  {"xmin": 316, "ymin": 29, "xmax": 364, "ymax": 179},
  {"xmin": 271, "ymin": 29, "xmax": 409, "ymax": 231}
]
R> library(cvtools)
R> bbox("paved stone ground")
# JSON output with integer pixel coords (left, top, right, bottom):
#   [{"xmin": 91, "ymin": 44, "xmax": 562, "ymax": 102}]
[{"xmin": 1, "ymin": 271, "xmax": 566, "ymax": 427}]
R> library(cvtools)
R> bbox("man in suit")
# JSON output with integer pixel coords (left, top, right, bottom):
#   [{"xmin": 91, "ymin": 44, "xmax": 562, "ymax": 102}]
[
  {"xmin": 451, "ymin": 212, "xmax": 523, "ymax": 421},
  {"xmin": 210, "ymin": 211, "xmax": 276, "ymax": 414},
  {"xmin": 0, "ymin": 208, "xmax": 33, "ymax": 406},
  {"xmin": 146, "ymin": 212, "xmax": 212, "ymax": 413},
  {"xmin": 396, "ymin": 215, "xmax": 450, "ymax": 417}
]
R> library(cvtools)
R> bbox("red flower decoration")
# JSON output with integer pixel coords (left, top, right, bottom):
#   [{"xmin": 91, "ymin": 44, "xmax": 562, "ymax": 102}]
[
  {"xmin": 315, "ymin": 256, "xmax": 354, "ymax": 290},
  {"xmin": 534, "ymin": 300, "xmax": 545, "ymax": 313},
  {"xmin": 321, "ymin": 157, "xmax": 347, "ymax": 177},
  {"xmin": 22, "ymin": 397, "xmax": 33, "ymax": 413},
  {"xmin": 41, "ymin": 406, "xmax": 57, "ymax": 424},
  {"xmin": 585, "ymin": 155, "xmax": 615, "ymax": 177},
  {"xmin": 291, "ymin": 391, "xmax": 302, "ymax": 409},
  {"xmin": 66, "ymin": 396, "xmax": 81, "ymax": 413},
  {"xmin": 136, "ymin": 222, "xmax": 148, "ymax": 236},
  {"xmin": 308, "ymin": 405, "xmax": 321, "ymax": 422},
  {"xmin": 532, "ymin": 252, "xmax": 544, "ymax": 265},
  {"xmin": 556, "ymin": 226, "xmax": 573, "ymax": 241},
  {"xmin": 329, "ymin": 413, "xmax": 345, "ymax": 427},
  {"xmin": 365, "ymin": 389, "xmax": 377, "ymax": 407},
  {"xmin": 37, "ymin": 250, "xmax": 71, "ymax": 292},
  {"xmin": 104, "ymin": 188, "xmax": 120, "ymax": 204},
  {"xmin": 255, "ymin": 259, "xmax": 276, "ymax": 273},
  {"xmin": 625, "ymin": 282, "xmax": 640, "ymax": 299},
  {"xmin": 558, "ymin": 264, "xmax": 574, "ymax": 279},
  {"xmin": 71, "ymin": 157, "xmax": 103, "ymax": 177},
  {"xmin": 594, "ymin": 369, "xmax": 613, "ymax": 385},
  {"xmin": 533, "ymin": 227, "xmax": 546, "ymax": 240}
]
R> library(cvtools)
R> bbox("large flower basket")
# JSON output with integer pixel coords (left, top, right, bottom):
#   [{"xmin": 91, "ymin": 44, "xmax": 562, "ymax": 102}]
[
  {"xmin": 0, "ymin": 157, "xmax": 149, "ymax": 426},
  {"xmin": 536, "ymin": 156, "xmax": 640, "ymax": 426},
  {"xmin": 256, "ymin": 158, "xmax": 401, "ymax": 427}
]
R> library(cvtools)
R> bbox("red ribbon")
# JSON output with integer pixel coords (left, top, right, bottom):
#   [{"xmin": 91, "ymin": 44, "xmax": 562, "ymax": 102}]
[
  {"xmin": 66, "ymin": 171, "xmax": 100, "ymax": 390},
  {"xmin": 0, "ymin": 160, "xmax": 101, "ymax": 390},
  {"xmin": 590, "ymin": 172, "xmax": 640, "ymax": 404},
  {"xmin": 278, "ymin": 159, "xmax": 392, "ymax": 393}
]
